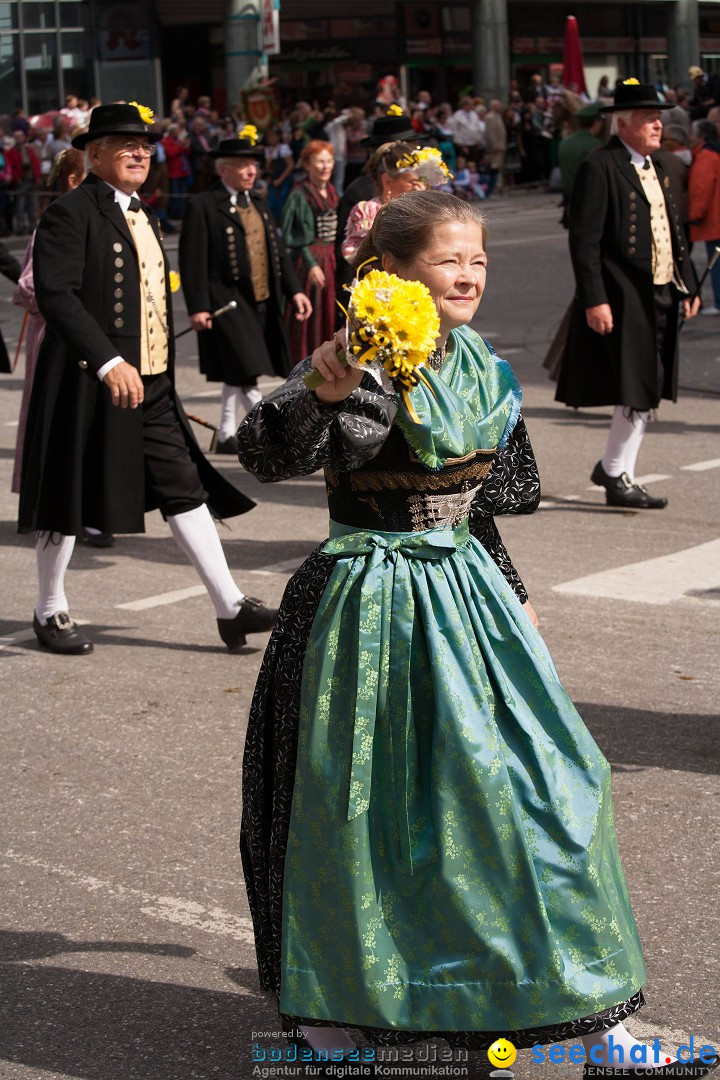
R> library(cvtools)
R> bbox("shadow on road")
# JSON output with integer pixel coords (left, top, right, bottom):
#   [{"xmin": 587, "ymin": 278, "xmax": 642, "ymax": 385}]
[
  {"xmin": 578, "ymin": 702, "xmax": 720, "ymax": 775},
  {"xmin": 0, "ymin": 941, "xmax": 270, "ymax": 1079}
]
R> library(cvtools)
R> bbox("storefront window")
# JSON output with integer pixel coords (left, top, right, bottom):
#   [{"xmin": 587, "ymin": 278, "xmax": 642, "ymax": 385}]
[
  {"xmin": 0, "ymin": 1, "xmax": 20, "ymax": 30},
  {"xmin": 0, "ymin": 31, "xmax": 21, "ymax": 115},
  {"xmin": 61, "ymin": 29, "xmax": 92, "ymax": 100},
  {"xmin": 59, "ymin": 0, "xmax": 88, "ymax": 25},
  {"xmin": 23, "ymin": 30, "xmax": 58, "ymax": 113},
  {"xmin": 22, "ymin": 1, "xmax": 55, "ymax": 29}
]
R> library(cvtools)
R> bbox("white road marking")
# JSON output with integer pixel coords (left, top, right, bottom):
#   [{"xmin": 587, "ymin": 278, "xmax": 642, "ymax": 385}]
[
  {"xmin": 2, "ymin": 849, "xmax": 255, "ymax": 943},
  {"xmin": 682, "ymin": 458, "xmax": 720, "ymax": 472},
  {"xmin": 586, "ymin": 473, "xmax": 671, "ymax": 491},
  {"xmin": 116, "ymin": 584, "xmax": 207, "ymax": 610},
  {"xmin": 491, "ymin": 233, "xmax": 566, "ymax": 247},
  {"xmin": 250, "ymin": 556, "xmax": 305, "ymax": 575},
  {"xmin": 553, "ymin": 539, "xmax": 720, "ymax": 604},
  {"xmin": 115, "ymin": 559, "xmax": 308, "ymax": 610}
]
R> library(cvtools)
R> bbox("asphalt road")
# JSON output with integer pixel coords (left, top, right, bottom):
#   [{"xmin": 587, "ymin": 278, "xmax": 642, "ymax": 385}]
[{"xmin": 0, "ymin": 190, "xmax": 718, "ymax": 1080}]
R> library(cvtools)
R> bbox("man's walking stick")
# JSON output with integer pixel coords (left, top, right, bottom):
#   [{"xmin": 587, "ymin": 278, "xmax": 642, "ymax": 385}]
[
  {"xmin": 174, "ymin": 299, "xmax": 238, "ymax": 341},
  {"xmin": 176, "ymin": 300, "xmax": 238, "ymax": 452},
  {"xmin": 680, "ymin": 245, "xmax": 720, "ymax": 330}
]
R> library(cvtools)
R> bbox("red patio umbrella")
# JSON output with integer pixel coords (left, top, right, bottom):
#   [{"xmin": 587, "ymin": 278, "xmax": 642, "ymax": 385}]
[{"xmin": 563, "ymin": 16, "xmax": 588, "ymax": 96}]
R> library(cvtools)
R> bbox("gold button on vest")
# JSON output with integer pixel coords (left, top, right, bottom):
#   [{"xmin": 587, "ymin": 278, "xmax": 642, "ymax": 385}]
[{"xmin": 123, "ymin": 207, "xmax": 169, "ymax": 375}]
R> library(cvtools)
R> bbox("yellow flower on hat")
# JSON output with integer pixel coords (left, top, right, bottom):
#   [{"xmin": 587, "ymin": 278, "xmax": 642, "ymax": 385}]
[
  {"xmin": 169, "ymin": 271, "xmax": 181, "ymax": 293},
  {"xmin": 129, "ymin": 101, "xmax": 154, "ymax": 125},
  {"xmin": 239, "ymin": 124, "xmax": 259, "ymax": 146},
  {"xmin": 386, "ymin": 104, "xmax": 404, "ymax": 116},
  {"xmin": 622, "ymin": 78, "xmax": 640, "ymax": 86}
]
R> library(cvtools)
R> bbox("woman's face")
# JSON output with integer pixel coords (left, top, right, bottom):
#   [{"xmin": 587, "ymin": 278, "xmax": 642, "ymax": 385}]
[
  {"xmin": 384, "ymin": 220, "xmax": 487, "ymax": 339},
  {"xmin": 382, "ymin": 170, "xmax": 425, "ymax": 201},
  {"xmin": 306, "ymin": 150, "xmax": 334, "ymax": 186}
]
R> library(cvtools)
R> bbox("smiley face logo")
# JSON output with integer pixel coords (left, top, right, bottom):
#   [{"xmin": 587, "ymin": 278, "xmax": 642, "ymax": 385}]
[{"xmin": 488, "ymin": 1038, "xmax": 517, "ymax": 1069}]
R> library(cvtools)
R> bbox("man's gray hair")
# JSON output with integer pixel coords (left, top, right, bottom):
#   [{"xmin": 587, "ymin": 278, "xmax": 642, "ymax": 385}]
[
  {"xmin": 610, "ymin": 110, "xmax": 634, "ymax": 135},
  {"xmin": 692, "ymin": 118, "xmax": 717, "ymax": 141},
  {"xmin": 84, "ymin": 136, "xmax": 111, "ymax": 172},
  {"xmin": 665, "ymin": 124, "xmax": 689, "ymax": 145}
]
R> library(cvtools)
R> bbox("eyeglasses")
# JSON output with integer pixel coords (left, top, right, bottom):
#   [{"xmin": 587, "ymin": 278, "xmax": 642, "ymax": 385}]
[{"xmin": 116, "ymin": 141, "xmax": 156, "ymax": 157}]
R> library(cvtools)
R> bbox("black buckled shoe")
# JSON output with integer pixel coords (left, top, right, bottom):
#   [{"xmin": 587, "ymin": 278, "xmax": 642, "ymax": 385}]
[
  {"xmin": 590, "ymin": 460, "xmax": 668, "ymax": 509},
  {"xmin": 33, "ymin": 612, "xmax": 93, "ymax": 655},
  {"xmin": 285, "ymin": 1031, "xmax": 377, "ymax": 1077},
  {"xmin": 79, "ymin": 527, "xmax": 115, "ymax": 548},
  {"xmin": 214, "ymin": 436, "xmax": 238, "ymax": 455},
  {"xmin": 584, "ymin": 1052, "xmax": 720, "ymax": 1077},
  {"xmin": 217, "ymin": 596, "xmax": 278, "ymax": 652}
]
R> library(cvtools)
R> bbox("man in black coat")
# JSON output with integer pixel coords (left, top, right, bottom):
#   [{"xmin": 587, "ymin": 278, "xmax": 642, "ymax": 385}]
[
  {"xmin": 557, "ymin": 81, "xmax": 699, "ymax": 509},
  {"xmin": 179, "ymin": 133, "xmax": 311, "ymax": 453},
  {"xmin": 18, "ymin": 103, "xmax": 276, "ymax": 655},
  {"xmin": 0, "ymin": 239, "xmax": 21, "ymax": 372}
]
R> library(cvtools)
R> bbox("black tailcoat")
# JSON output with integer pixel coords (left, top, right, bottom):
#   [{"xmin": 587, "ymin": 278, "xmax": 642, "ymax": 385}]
[
  {"xmin": 0, "ymin": 240, "xmax": 21, "ymax": 373},
  {"xmin": 179, "ymin": 181, "xmax": 301, "ymax": 384},
  {"xmin": 18, "ymin": 172, "xmax": 253, "ymax": 535},
  {"xmin": 556, "ymin": 137, "xmax": 695, "ymax": 411}
]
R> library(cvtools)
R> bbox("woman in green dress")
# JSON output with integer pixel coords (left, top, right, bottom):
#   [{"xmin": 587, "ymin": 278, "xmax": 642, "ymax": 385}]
[{"xmin": 237, "ymin": 191, "xmax": 716, "ymax": 1078}]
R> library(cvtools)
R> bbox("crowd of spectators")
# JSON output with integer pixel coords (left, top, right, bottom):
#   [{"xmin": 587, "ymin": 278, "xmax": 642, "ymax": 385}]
[{"xmin": 1, "ymin": 66, "xmax": 719, "ymax": 239}]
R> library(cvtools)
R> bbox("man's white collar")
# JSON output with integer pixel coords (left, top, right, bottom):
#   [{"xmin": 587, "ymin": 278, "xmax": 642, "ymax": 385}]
[
  {"xmin": 620, "ymin": 139, "xmax": 650, "ymax": 168},
  {"xmin": 103, "ymin": 181, "xmax": 136, "ymax": 212}
]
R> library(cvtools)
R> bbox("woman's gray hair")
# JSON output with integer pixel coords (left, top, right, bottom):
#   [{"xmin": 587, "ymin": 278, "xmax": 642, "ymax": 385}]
[
  {"xmin": 610, "ymin": 110, "xmax": 634, "ymax": 135},
  {"xmin": 353, "ymin": 189, "xmax": 487, "ymax": 270}
]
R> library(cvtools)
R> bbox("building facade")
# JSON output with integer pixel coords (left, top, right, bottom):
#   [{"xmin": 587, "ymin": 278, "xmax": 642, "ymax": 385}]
[{"xmin": 2, "ymin": 0, "xmax": 719, "ymax": 119}]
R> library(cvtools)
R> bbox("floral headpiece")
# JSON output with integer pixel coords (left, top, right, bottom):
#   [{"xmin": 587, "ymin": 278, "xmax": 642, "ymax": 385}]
[
  {"xmin": 622, "ymin": 78, "xmax": 640, "ymax": 86},
  {"xmin": 129, "ymin": 101, "xmax": 154, "ymax": 125},
  {"xmin": 395, "ymin": 146, "xmax": 452, "ymax": 187},
  {"xmin": 239, "ymin": 124, "xmax": 259, "ymax": 146},
  {"xmin": 386, "ymin": 104, "xmax": 405, "ymax": 117}
]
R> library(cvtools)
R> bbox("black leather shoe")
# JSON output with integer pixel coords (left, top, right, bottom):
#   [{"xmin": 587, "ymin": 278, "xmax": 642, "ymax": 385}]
[
  {"xmin": 215, "ymin": 436, "xmax": 238, "ymax": 455},
  {"xmin": 217, "ymin": 596, "xmax": 278, "ymax": 652},
  {"xmin": 584, "ymin": 1053, "xmax": 720, "ymax": 1077},
  {"xmin": 285, "ymin": 1031, "xmax": 377, "ymax": 1077},
  {"xmin": 79, "ymin": 528, "xmax": 115, "ymax": 548},
  {"xmin": 590, "ymin": 460, "xmax": 668, "ymax": 509},
  {"xmin": 33, "ymin": 612, "xmax": 93, "ymax": 655}
]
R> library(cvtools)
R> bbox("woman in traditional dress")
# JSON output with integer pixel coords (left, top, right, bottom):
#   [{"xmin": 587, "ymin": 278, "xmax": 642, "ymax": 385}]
[
  {"xmin": 281, "ymin": 140, "xmax": 337, "ymax": 365},
  {"xmin": 12, "ymin": 150, "xmax": 87, "ymax": 490},
  {"xmin": 237, "ymin": 191, "xmax": 717, "ymax": 1078},
  {"xmin": 340, "ymin": 140, "xmax": 425, "ymax": 266}
]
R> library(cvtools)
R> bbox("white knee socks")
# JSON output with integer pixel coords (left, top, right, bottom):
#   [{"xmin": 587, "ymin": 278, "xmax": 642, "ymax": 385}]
[
  {"xmin": 167, "ymin": 504, "xmax": 244, "ymax": 619},
  {"xmin": 581, "ymin": 1022, "xmax": 676, "ymax": 1069},
  {"xmin": 35, "ymin": 533, "xmax": 76, "ymax": 622},
  {"xmin": 219, "ymin": 383, "xmax": 263, "ymax": 441},
  {"xmin": 602, "ymin": 407, "xmax": 650, "ymax": 481}
]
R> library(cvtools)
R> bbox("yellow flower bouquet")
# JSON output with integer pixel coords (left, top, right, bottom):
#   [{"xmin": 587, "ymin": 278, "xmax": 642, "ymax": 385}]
[{"xmin": 303, "ymin": 268, "xmax": 440, "ymax": 420}]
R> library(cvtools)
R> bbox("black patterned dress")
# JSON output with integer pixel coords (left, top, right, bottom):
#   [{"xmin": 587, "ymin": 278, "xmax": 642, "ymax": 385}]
[{"xmin": 236, "ymin": 347, "xmax": 645, "ymax": 1051}]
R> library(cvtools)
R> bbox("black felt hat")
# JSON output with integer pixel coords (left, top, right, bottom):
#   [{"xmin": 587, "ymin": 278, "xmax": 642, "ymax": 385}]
[
  {"xmin": 209, "ymin": 136, "xmax": 265, "ymax": 160},
  {"xmin": 361, "ymin": 114, "xmax": 429, "ymax": 147},
  {"xmin": 604, "ymin": 81, "xmax": 673, "ymax": 112},
  {"xmin": 72, "ymin": 103, "xmax": 161, "ymax": 149}
]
